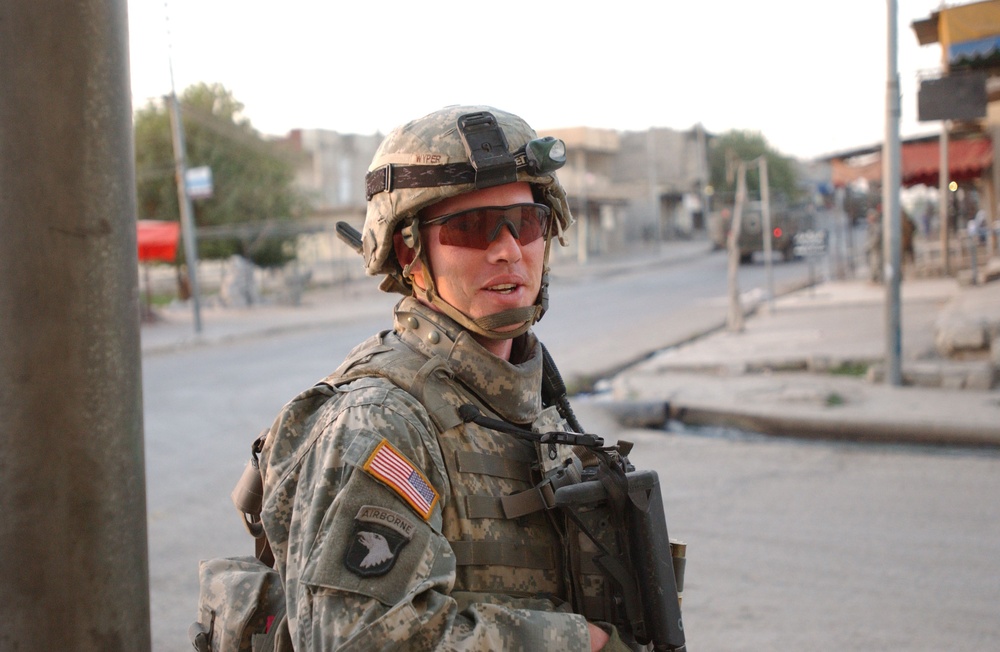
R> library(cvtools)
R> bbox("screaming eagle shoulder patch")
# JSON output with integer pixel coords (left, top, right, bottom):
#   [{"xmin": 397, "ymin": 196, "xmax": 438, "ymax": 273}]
[
  {"xmin": 343, "ymin": 505, "xmax": 416, "ymax": 577},
  {"xmin": 362, "ymin": 439, "xmax": 439, "ymax": 521}
]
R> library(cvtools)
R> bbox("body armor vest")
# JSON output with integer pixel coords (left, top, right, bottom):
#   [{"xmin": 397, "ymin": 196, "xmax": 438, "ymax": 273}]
[{"xmin": 321, "ymin": 298, "xmax": 583, "ymax": 608}]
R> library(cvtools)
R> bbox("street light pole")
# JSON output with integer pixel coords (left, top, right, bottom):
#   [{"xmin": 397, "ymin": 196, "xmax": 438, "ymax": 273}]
[
  {"xmin": 939, "ymin": 124, "xmax": 951, "ymax": 274},
  {"xmin": 883, "ymin": 0, "xmax": 903, "ymax": 386},
  {"xmin": 167, "ymin": 93, "xmax": 204, "ymax": 333}
]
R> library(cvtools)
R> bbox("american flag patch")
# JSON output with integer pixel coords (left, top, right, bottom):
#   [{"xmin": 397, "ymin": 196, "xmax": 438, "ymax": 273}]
[{"xmin": 363, "ymin": 440, "xmax": 439, "ymax": 521}]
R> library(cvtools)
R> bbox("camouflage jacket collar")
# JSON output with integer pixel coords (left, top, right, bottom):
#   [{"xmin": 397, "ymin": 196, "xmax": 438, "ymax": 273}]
[{"xmin": 393, "ymin": 297, "xmax": 543, "ymax": 425}]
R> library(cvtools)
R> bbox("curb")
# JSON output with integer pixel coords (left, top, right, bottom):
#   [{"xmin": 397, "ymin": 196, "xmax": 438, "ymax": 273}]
[
  {"xmin": 664, "ymin": 401, "xmax": 1000, "ymax": 449},
  {"xmin": 140, "ymin": 317, "xmax": 350, "ymax": 357},
  {"xmin": 592, "ymin": 393, "xmax": 1000, "ymax": 449}
]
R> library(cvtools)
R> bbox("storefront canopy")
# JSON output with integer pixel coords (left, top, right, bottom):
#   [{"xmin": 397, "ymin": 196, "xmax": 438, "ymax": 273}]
[
  {"xmin": 137, "ymin": 220, "xmax": 180, "ymax": 263},
  {"xmin": 939, "ymin": 0, "xmax": 1000, "ymax": 66},
  {"xmin": 830, "ymin": 137, "xmax": 993, "ymax": 188},
  {"xmin": 902, "ymin": 137, "xmax": 993, "ymax": 186}
]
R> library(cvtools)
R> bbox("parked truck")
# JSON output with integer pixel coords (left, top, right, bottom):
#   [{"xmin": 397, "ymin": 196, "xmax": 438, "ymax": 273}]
[{"xmin": 708, "ymin": 201, "xmax": 815, "ymax": 264}]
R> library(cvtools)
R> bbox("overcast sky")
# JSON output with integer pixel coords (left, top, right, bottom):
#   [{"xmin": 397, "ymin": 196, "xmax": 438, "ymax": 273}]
[{"xmin": 127, "ymin": 0, "xmax": 951, "ymax": 161}]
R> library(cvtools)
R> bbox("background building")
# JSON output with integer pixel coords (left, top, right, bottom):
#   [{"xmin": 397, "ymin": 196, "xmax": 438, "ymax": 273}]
[{"xmin": 277, "ymin": 122, "xmax": 712, "ymax": 263}]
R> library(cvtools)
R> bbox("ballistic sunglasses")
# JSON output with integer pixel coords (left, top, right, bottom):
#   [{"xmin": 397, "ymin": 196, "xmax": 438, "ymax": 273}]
[{"xmin": 420, "ymin": 203, "xmax": 552, "ymax": 250}]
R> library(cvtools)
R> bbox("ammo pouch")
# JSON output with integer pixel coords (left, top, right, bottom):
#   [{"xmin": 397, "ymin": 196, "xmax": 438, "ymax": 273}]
[
  {"xmin": 555, "ymin": 469, "xmax": 686, "ymax": 652},
  {"xmin": 189, "ymin": 556, "xmax": 291, "ymax": 652},
  {"xmin": 190, "ymin": 433, "xmax": 292, "ymax": 652}
]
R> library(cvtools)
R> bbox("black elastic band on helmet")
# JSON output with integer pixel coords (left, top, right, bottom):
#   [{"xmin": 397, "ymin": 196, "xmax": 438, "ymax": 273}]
[
  {"xmin": 365, "ymin": 150, "xmax": 533, "ymax": 201},
  {"xmin": 364, "ymin": 163, "xmax": 470, "ymax": 201}
]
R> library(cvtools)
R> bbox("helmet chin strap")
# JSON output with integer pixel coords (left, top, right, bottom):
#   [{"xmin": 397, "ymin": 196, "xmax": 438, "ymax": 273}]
[{"xmin": 399, "ymin": 219, "xmax": 552, "ymax": 341}]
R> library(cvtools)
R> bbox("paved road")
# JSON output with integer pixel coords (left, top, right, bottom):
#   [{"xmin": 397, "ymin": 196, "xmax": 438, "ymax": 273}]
[
  {"xmin": 144, "ymin": 245, "xmax": 1000, "ymax": 650},
  {"xmin": 572, "ymin": 404, "xmax": 1000, "ymax": 652},
  {"xmin": 145, "ymin": 319, "xmax": 389, "ymax": 650},
  {"xmin": 539, "ymin": 246, "xmax": 815, "ymax": 385}
]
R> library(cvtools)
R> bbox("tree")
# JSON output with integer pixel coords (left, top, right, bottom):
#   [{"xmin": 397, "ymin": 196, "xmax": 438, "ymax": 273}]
[
  {"xmin": 708, "ymin": 130, "xmax": 801, "ymax": 205},
  {"xmin": 133, "ymin": 83, "xmax": 309, "ymax": 267}
]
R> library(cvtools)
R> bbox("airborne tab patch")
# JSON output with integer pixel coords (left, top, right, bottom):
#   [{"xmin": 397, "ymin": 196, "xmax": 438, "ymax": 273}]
[{"xmin": 362, "ymin": 440, "xmax": 439, "ymax": 521}]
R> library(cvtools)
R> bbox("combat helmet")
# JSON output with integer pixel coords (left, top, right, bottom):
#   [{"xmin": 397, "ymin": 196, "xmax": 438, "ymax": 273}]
[{"xmin": 362, "ymin": 105, "xmax": 573, "ymax": 340}]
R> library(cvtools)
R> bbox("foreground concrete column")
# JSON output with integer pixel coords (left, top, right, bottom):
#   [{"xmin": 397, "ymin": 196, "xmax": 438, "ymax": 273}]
[{"xmin": 0, "ymin": 1, "xmax": 151, "ymax": 650}]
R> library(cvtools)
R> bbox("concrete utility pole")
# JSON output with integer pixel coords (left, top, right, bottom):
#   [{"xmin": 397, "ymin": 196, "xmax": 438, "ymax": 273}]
[
  {"xmin": 883, "ymin": 0, "xmax": 904, "ymax": 386},
  {"xmin": 0, "ymin": 1, "xmax": 152, "ymax": 650}
]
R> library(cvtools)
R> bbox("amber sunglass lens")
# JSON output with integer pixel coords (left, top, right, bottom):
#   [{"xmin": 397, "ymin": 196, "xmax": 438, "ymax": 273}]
[
  {"xmin": 438, "ymin": 212, "xmax": 489, "ymax": 248},
  {"xmin": 513, "ymin": 205, "xmax": 545, "ymax": 244},
  {"xmin": 434, "ymin": 204, "xmax": 550, "ymax": 250}
]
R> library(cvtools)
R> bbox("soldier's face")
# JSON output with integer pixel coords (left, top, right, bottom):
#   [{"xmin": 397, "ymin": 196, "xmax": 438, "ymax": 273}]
[{"xmin": 406, "ymin": 182, "xmax": 544, "ymax": 330}]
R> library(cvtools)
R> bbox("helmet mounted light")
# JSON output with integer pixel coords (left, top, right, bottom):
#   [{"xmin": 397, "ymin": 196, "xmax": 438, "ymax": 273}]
[{"xmin": 525, "ymin": 136, "xmax": 567, "ymax": 175}]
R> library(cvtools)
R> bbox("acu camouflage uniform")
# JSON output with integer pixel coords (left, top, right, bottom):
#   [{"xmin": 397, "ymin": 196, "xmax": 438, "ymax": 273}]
[{"xmin": 258, "ymin": 297, "xmax": 597, "ymax": 650}]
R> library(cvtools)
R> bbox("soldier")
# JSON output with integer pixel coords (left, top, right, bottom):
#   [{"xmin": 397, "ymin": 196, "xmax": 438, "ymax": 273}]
[
  {"xmin": 865, "ymin": 208, "xmax": 883, "ymax": 283},
  {"xmin": 257, "ymin": 106, "xmax": 632, "ymax": 650}
]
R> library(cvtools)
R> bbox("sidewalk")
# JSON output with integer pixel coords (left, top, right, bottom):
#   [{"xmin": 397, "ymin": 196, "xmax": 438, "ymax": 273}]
[
  {"xmin": 140, "ymin": 275, "xmax": 396, "ymax": 356},
  {"xmin": 598, "ymin": 262, "xmax": 1000, "ymax": 448},
  {"xmin": 139, "ymin": 240, "xmax": 711, "ymax": 356}
]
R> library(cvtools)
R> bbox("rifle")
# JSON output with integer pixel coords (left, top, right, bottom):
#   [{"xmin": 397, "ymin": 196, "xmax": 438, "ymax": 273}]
[
  {"xmin": 540, "ymin": 339, "xmax": 687, "ymax": 650},
  {"xmin": 555, "ymin": 470, "xmax": 686, "ymax": 651},
  {"xmin": 459, "ymin": 404, "xmax": 686, "ymax": 651}
]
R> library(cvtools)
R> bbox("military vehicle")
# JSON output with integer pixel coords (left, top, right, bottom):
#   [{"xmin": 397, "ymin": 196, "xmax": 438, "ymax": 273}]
[{"xmin": 708, "ymin": 201, "xmax": 815, "ymax": 264}]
